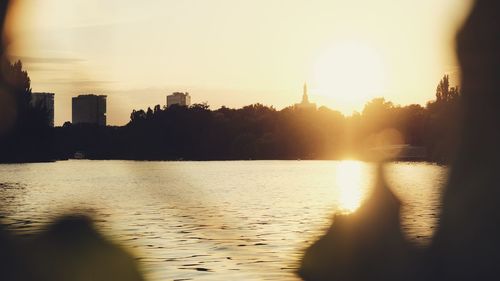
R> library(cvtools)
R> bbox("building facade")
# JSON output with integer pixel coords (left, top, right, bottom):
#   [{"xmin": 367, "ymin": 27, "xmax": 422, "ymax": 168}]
[
  {"xmin": 72, "ymin": 94, "xmax": 107, "ymax": 126},
  {"xmin": 31, "ymin": 92, "xmax": 55, "ymax": 127},
  {"xmin": 167, "ymin": 92, "xmax": 191, "ymax": 107}
]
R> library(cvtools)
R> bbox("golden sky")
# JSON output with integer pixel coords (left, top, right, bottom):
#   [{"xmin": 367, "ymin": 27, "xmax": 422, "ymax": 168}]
[{"xmin": 8, "ymin": 0, "xmax": 472, "ymax": 125}]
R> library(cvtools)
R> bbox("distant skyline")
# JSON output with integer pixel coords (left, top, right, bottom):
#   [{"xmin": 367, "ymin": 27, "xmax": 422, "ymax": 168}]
[{"xmin": 7, "ymin": 0, "xmax": 472, "ymax": 125}]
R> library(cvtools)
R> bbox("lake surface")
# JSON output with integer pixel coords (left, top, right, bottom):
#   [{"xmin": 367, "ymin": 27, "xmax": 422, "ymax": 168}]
[{"xmin": 0, "ymin": 160, "xmax": 446, "ymax": 281}]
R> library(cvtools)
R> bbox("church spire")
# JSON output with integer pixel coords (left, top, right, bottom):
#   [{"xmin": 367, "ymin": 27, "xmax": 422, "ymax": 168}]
[
  {"xmin": 302, "ymin": 82, "xmax": 309, "ymax": 103},
  {"xmin": 295, "ymin": 82, "xmax": 316, "ymax": 110}
]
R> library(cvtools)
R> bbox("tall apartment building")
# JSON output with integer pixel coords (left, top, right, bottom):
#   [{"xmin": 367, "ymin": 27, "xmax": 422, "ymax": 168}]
[
  {"xmin": 72, "ymin": 94, "xmax": 107, "ymax": 126},
  {"xmin": 167, "ymin": 92, "xmax": 191, "ymax": 107}
]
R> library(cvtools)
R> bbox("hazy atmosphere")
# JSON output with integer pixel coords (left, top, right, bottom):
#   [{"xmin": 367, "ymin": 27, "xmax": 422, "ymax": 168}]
[
  {"xmin": 7, "ymin": 0, "xmax": 471, "ymax": 125},
  {"xmin": 3, "ymin": 1, "xmax": 500, "ymax": 281}
]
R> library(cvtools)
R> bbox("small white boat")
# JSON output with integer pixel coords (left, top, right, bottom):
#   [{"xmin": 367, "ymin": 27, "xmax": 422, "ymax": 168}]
[{"xmin": 73, "ymin": 151, "xmax": 86, "ymax": 159}]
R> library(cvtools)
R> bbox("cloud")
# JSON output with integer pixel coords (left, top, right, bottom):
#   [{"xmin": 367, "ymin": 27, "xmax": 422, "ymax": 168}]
[
  {"xmin": 35, "ymin": 79, "xmax": 116, "ymax": 92},
  {"xmin": 47, "ymin": 79, "xmax": 113, "ymax": 85},
  {"xmin": 9, "ymin": 56, "xmax": 85, "ymax": 64},
  {"xmin": 39, "ymin": 78, "xmax": 114, "ymax": 86}
]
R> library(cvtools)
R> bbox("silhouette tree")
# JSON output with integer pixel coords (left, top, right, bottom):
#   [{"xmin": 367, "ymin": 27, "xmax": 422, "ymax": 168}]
[
  {"xmin": 426, "ymin": 75, "xmax": 461, "ymax": 162},
  {"xmin": 0, "ymin": 59, "xmax": 53, "ymax": 162}
]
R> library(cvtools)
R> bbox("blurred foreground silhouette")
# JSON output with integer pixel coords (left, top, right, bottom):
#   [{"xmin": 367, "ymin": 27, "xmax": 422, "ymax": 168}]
[
  {"xmin": 429, "ymin": 0, "xmax": 500, "ymax": 280},
  {"xmin": 299, "ymin": 1, "xmax": 500, "ymax": 280},
  {"xmin": 299, "ymin": 166, "xmax": 418, "ymax": 281},
  {"xmin": 0, "ymin": 215, "xmax": 144, "ymax": 281},
  {"xmin": 0, "ymin": 2, "xmax": 144, "ymax": 281},
  {"xmin": 27, "ymin": 215, "xmax": 144, "ymax": 281}
]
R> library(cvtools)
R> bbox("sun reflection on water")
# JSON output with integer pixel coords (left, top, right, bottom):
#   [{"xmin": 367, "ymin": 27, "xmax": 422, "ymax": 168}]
[{"xmin": 335, "ymin": 160, "xmax": 369, "ymax": 213}]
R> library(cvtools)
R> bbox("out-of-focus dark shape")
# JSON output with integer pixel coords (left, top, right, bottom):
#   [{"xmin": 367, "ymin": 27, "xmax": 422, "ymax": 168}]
[
  {"xmin": 0, "ymin": 3, "xmax": 144, "ymax": 281},
  {"xmin": 0, "ymin": 0, "xmax": 14, "ymax": 137},
  {"xmin": 429, "ymin": 0, "xmax": 500, "ymax": 280},
  {"xmin": 299, "ymin": 1, "xmax": 500, "ymax": 280},
  {"xmin": 0, "ymin": 0, "xmax": 53, "ymax": 163},
  {"xmin": 298, "ymin": 165, "xmax": 418, "ymax": 281},
  {"xmin": 0, "ymin": 223, "xmax": 25, "ymax": 281},
  {"xmin": 25, "ymin": 215, "xmax": 144, "ymax": 281},
  {"xmin": 1, "ymin": 214, "xmax": 145, "ymax": 281},
  {"xmin": 0, "ymin": 0, "xmax": 8, "ymax": 51},
  {"xmin": 0, "ymin": 1, "xmax": 22, "ymax": 279}
]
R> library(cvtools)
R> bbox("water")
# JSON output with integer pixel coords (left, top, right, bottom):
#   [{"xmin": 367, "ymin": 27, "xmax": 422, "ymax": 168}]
[{"xmin": 0, "ymin": 160, "xmax": 446, "ymax": 281}]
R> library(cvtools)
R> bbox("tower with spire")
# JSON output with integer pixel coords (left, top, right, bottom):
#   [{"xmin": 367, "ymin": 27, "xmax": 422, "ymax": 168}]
[
  {"xmin": 302, "ymin": 82, "xmax": 310, "ymax": 103},
  {"xmin": 295, "ymin": 82, "xmax": 317, "ymax": 110}
]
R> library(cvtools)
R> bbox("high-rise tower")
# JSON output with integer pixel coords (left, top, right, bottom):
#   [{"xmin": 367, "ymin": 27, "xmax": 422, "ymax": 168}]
[{"xmin": 72, "ymin": 94, "xmax": 107, "ymax": 126}]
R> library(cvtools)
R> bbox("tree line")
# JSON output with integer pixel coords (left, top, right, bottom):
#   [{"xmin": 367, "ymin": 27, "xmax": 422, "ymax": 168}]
[
  {"xmin": 54, "ymin": 75, "xmax": 460, "ymax": 162},
  {"xmin": 0, "ymin": 60, "xmax": 461, "ymax": 162}
]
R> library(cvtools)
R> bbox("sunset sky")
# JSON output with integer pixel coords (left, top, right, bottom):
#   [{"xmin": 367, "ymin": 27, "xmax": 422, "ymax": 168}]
[{"xmin": 7, "ymin": 0, "xmax": 472, "ymax": 125}]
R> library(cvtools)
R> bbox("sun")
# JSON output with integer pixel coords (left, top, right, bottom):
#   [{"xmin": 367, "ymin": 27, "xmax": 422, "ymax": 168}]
[{"xmin": 310, "ymin": 41, "xmax": 387, "ymax": 114}]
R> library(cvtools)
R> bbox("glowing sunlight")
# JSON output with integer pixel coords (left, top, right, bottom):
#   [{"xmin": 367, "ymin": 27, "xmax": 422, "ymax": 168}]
[
  {"xmin": 311, "ymin": 41, "xmax": 386, "ymax": 114},
  {"xmin": 335, "ymin": 160, "xmax": 368, "ymax": 213}
]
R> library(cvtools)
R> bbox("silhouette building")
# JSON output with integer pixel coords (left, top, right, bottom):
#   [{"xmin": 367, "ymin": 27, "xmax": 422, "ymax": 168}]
[
  {"xmin": 295, "ymin": 83, "xmax": 317, "ymax": 110},
  {"xmin": 30, "ymin": 92, "xmax": 55, "ymax": 127},
  {"xmin": 72, "ymin": 94, "xmax": 107, "ymax": 126},
  {"xmin": 167, "ymin": 92, "xmax": 191, "ymax": 107}
]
